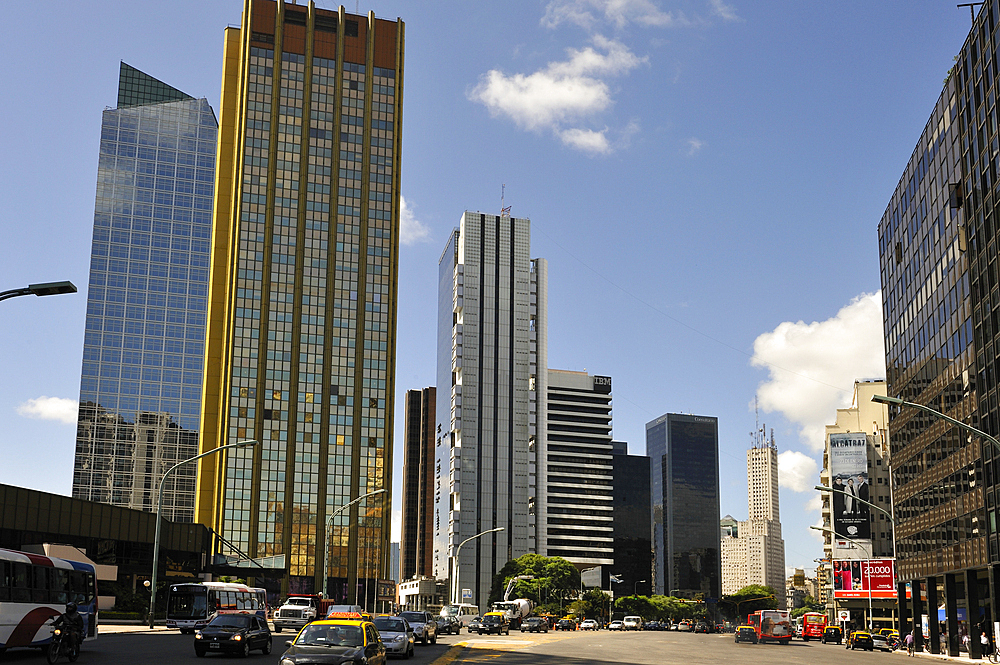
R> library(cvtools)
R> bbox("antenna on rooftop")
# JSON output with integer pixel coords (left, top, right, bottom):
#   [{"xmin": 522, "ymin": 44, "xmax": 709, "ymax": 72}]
[
  {"xmin": 958, "ymin": 2, "xmax": 984, "ymax": 24},
  {"xmin": 501, "ymin": 184, "xmax": 511, "ymax": 217}
]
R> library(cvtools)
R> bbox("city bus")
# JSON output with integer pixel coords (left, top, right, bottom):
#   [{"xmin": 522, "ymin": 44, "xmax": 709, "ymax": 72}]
[
  {"xmin": 748, "ymin": 609, "xmax": 792, "ymax": 644},
  {"xmin": 440, "ymin": 604, "xmax": 480, "ymax": 627},
  {"xmin": 165, "ymin": 582, "xmax": 267, "ymax": 633},
  {"xmin": 0, "ymin": 547, "xmax": 99, "ymax": 652},
  {"xmin": 801, "ymin": 612, "xmax": 828, "ymax": 641}
]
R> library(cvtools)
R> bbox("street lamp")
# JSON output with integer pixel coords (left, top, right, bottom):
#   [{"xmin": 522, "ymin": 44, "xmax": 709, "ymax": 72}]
[
  {"xmin": 871, "ymin": 394, "xmax": 1000, "ymax": 452},
  {"xmin": 0, "ymin": 281, "xmax": 77, "ymax": 303},
  {"xmin": 148, "ymin": 439, "xmax": 259, "ymax": 628},
  {"xmin": 634, "ymin": 580, "xmax": 647, "ymax": 596},
  {"xmin": 451, "ymin": 527, "xmax": 504, "ymax": 606},
  {"xmin": 322, "ymin": 488, "xmax": 387, "ymax": 600},
  {"xmin": 811, "ymin": 525, "xmax": 873, "ymax": 630}
]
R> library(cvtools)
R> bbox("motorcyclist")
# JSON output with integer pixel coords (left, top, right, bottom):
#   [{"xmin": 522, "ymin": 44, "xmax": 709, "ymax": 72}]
[{"xmin": 53, "ymin": 602, "xmax": 84, "ymax": 654}]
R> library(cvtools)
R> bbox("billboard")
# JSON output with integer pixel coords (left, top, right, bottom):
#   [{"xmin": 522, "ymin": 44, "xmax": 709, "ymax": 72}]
[
  {"xmin": 832, "ymin": 559, "xmax": 896, "ymax": 599},
  {"xmin": 829, "ymin": 432, "xmax": 871, "ymax": 544}
]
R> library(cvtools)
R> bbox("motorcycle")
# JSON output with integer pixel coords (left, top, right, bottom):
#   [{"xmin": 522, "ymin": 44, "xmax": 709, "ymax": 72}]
[
  {"xmin": 46, "ymin": 624, "xmax": 80, "ymax": 663},
  {"xmin": 887, "ymin": 635, "xmax": 901, "ymax": 651}
]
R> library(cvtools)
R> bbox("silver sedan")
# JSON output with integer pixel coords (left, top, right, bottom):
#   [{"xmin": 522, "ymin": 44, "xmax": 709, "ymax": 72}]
[{"xmin": 374, "ymin": 617, "xmax": 415, "ymax": 659}]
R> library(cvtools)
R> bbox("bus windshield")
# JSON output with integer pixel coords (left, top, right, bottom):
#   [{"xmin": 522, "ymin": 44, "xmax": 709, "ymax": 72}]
[{"xmin": 168, "ymin": 590, "xmax": 207, "ymax": 619}]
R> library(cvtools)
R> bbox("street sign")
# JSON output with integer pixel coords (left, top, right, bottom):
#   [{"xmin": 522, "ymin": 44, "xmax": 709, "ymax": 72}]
[
  {"xmin": 462, "ymin": 588, "xmax": 472, "ymax": 601},
  {"xmin": 838, "ymin": 610, "xmax": 851, "ymax": 622}
]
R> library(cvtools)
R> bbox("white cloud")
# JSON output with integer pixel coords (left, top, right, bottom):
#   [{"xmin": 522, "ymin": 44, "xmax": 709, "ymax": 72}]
[
  {"xmin": 708, "ymin": 0, "xmax": 739, "ymax": 22},
  {"xmin": 804, "ymin": 493, "xmax": 822, "ymax": 513},
  {"xmin": 399, "ymin": 196, "xmax": 430, "ymax": 245},
  {"xmin": 751, "ymin": 292, "xmax": 886, "ymax": 453},
  {"xmin": 17, "ymin": 396, "xmax": 78, "ymax": 424},
  {"xmin": 686, "ymin": 137, "xmax": 704, "ymax": 155},
  {"xmin": 777, "ymin": 449, "xmax": 819, "ymax": 492},
  {"xmin": 470, "ymin": 36, "xmax": 644, "ymax": 134},
  {"xmin": 559, "ymin": 127, "xmax": 611, "ymax": 153},
  {"xmin": 542, "ymin": 0, "xmax": 686, "ymax": 30},
  {"xmin": 809, "ymin": 516, "xmax": 827, "ymax": 543}
]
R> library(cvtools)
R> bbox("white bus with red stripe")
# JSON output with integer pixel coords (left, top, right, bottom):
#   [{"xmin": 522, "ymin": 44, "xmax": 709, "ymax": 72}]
[{"xmin": 0, "ymin": 547, "xmax": 98, "ymax": 653}]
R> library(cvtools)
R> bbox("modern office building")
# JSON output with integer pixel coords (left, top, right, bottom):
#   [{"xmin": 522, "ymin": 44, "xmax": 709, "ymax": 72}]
[
  {"xmin": 73, "ymin": 63, "xmax": 218, "ymax": 523},
  {"xmin": 611, "ymin": 446, "xmax": 652, "ymax": 597},
  {"xmin": 538, "ymin": 370, "xmax": 614, "ymax": 567},
  {"xmin": 195, "ymin": 1, "xmax": 404, "ymax": 601},
  {"xmin": 434, "ymin": 212, "xmax": 541, "ymax": 611},
  {"xmin": 877, "ymin": 9, "xmax": 993, "ymax": 653},
  {"xmin": 646, "ymin": 413, "xmax": 720, "ymax": 599},
  {"xmin": 400, "ymin": 387, "xmax": 435, "ymax": 581}
]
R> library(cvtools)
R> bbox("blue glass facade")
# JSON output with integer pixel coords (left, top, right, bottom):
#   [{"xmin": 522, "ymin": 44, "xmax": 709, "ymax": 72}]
[{"xmin": 72, "ymin": 65, "xmax": 217, "ymax": 522}]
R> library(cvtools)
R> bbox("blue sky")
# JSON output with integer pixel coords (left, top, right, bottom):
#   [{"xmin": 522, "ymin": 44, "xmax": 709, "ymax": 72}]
[{"xmin": 0, "ymin": 1, "xmax": 973, "ymax": 580}]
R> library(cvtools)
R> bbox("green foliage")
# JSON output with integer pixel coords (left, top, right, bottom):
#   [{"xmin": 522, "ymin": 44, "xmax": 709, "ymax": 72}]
[
  {"xmin": 790, "ymin": 595, "xmax": 824, "ymax": 619},
  {"xmin": 487, "ymin": 553, "xmax": 581, "ymax": 606},
  {"xmin": 718, "ymin": 585, "xmax": 778, "ymax": 622},
  {"xmin": 218, "ymin": 576, "xmax": 247, "ymax": 584},
  {"xmin": 613, "ymin": 595, "xmax": 698, "ymax": 621}
]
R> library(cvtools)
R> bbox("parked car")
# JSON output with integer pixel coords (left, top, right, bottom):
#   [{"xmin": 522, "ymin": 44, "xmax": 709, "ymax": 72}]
[
  {"xmin": 580, "ymin": 619, "xmax": 598, "ymax": 631},
  {"xmin": 521, "ymin": 617, "xmax": 549, "ymax": 633},
  {"xmin": 194, "ymin": 613, "xmax": 272, "ymax": 657},
  {"xmin": 822, "ymin": 626, "xmax": 843, "ymax": 644},
  {"xmin": 871, "ymin": 633, "xmax": 892, "ymax": 652},
  {"xmin": 735, "ymin": 626, "xmax": 758, "ymax": 644},
  {"xmin": 607, "ymin": 621, "xmax": 624, "ymax": 631},
  {"xmin": 847, "ymin": 631, "xmax": 875, "ymax": 651},
  {"xmin": 397, "ymin": 611, "xmax": 437, "ymax": 645}
]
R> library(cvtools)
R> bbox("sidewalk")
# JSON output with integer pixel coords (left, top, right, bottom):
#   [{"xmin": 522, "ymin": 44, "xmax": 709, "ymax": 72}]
[{"xmin": 901, "ymin": 646, "xmax": 990, "ymax": 663}]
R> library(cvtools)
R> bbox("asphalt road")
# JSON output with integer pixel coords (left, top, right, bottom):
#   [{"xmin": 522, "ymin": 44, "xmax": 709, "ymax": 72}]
[
  {"xmin": 0, "ymin": 625, "xmax": 456, "ymax": 664},
  {"xmin": 448, "ymin": 629, "xmax": 911, "ymax": 665}
]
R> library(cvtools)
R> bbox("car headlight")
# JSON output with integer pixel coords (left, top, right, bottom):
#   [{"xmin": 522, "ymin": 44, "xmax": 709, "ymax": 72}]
[
  {"xmin": 281, "ymin": 659, "xmax": 295, "ymax": 665},
  {"xmin": 195, "ymin": 633, "xmax": 203, "ymax": 639},
  {"xmin": 232, "ymin": 634, "xmax": 242, "ymax": 641},
  {"xmin": 54, "ymin": 629, "xmax": 62, "ymax": 636}
]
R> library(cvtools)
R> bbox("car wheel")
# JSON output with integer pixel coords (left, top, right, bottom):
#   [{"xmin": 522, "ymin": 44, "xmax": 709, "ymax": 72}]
[
  {"xmin": 195, "ymin": 648, "xmax": 206, "ymax": 657},
  {"xmin": 262, "ymin": 638, "xmax": 272, "ymax": 655},
  {"xmin": 431, "ymin": 634, "xmax": 437, "ymax": 644},
  {"xmin": 241, "ymin": 640, "xmax": 250, "ymax": 658}
]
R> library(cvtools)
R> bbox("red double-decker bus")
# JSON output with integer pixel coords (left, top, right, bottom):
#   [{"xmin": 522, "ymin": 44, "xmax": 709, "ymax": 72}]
[
  {"xmin": 748, "ymin": 609, "xmax": 792, "ymax": 644},
  {"xmin": 801, "ymin": 612, "xmax": 827, "ymax": 641}
]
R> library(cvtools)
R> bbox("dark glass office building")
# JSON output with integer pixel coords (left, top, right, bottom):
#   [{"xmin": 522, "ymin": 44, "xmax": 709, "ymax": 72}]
[
  {"xmin": 72, "ymin": 63, "xmax": 218, "ymax": 523},
  {"xmin": 400, "ymin": 387, "xmax": 434, "ymax": 581},
  {"xmin": 645, "ymin": 413, "xmax": 720, "ymax": 599},
  {"xmin": 612, "ymin": 448, "xmax": 652, "ymax": 597}
]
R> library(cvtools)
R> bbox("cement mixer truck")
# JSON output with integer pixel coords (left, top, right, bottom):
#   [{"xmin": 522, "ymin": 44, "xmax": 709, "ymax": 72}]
[{"xmin": 491, "ymin": 576, "xmax": 535, "ymax": 629}]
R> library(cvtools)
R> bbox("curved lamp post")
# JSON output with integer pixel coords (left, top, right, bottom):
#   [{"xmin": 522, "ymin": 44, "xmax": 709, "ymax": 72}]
[
  {"xmin": 0, "ymin": 281, "xmax": 77, "ymax": 303},
  {"xmin": 451, "ymin": 527, "xmax": 504, "ymax": 605},
  {"xmin": 322, "ymin": 488, "xmax": 387, "ymax": 599},
  {"xmin": 871, "ymin": 394, "xmax": 1000, "ymax": 452},
  {"xmin": 149, "ymin": 439, "xmax": 259, "ymax": 628}
]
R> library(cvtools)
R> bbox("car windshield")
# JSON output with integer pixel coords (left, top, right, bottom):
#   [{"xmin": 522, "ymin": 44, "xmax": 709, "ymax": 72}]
[
  {"xmin": 374, "ymin": 619, "xmax": 406, "ymax": 633},
  {"xmin": 288, "ymin": 598, "xmax": 311, "ymax": 606},
  {"xmin": 484, "ymin": 616, "xmax": 502, "ymax": 623},
  {"xmin": 400, "ymin": 613, "xmax": 424, "ymax": 623},
  {"xmin": 208, "ymin": 615, "xmax": 251, "ymax": 629},
  {"xmin": 296, "ymin": 624, "xmax": 364, "ymax": 647}
]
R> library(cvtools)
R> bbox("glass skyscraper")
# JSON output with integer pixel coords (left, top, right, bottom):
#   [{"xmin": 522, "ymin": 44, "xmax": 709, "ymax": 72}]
[
  {"xmin": 196, "ymin": 1, "xmax": 403, "ymax": 603},
  {"xmin": 645, "ymin": 413, "xmax": 721, "ymax": 599},
  {"xmin": 73, "ymin": 63, "xmax": 218, "ymax": 523}
]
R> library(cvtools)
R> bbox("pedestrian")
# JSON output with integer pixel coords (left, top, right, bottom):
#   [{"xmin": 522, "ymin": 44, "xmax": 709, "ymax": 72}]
[{"xmin": 905, "ymin": 630, "xmax": 915, "ymax": 656}]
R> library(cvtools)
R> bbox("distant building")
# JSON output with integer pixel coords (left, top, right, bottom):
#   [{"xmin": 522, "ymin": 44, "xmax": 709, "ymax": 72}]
[
  {"xmin": 434, "ymin": 212, "xmax": 542, "ymax": 611},
  {"xmin": 538, "ymin": 369, "xmax": 614, "ymax": 567},
  {"xmin": 73, "ymin": 63, "xmax": 217, "ymax": 523},
  {"xmin": 820, "ymin": 380, "xmax": 892, "ymax": 631},
  {"xmin": 401, "ymin": 388, "xmax": 435, "ymax": 581},
  {"xmin": 612, "ymin": 446, "xmax": 652, "ymax": 597},
  {"xmin": 646, "ymin": 413, "xmax": 720, "ymax": 599},
  {"xmin": 389, "ymin": 541, "xmax": 400, "ymax": 585}
]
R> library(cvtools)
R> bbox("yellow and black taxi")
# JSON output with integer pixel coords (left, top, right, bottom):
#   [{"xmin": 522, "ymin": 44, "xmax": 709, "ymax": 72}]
[
  {"xmin": 279, "ymin": 613, "xmax": 386, "ymax": 665},
  {"xmin": 846, "ymin": 630, "xmax": 875, "ymax": 651},
  {"xmin": 822, "ymin": 625, "xmax": 843, "ymax": 644},
  {"xmin": 734, "ymin": 625, "xmax": 758, "ymax": 644}
]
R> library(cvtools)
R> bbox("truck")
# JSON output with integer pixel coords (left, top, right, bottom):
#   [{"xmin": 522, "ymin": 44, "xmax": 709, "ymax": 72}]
[
  {"xmin": 272, "ymin": 593, "xmax": 323, "ymax": 633},
  {"xmin": 491, "ymin": 599, "xmax": 533, "ymax": 630}
]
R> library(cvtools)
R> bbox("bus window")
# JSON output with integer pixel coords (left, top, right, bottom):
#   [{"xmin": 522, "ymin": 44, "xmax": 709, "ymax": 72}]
[
  {"xmin": 31, "ymin": 566, "xmax": 48, "ymax": 604},
  {"xmin": 69, "ymin": 570, "xmax": 92, "ymax": 605},
  {"xmin": 237, "ymin": 593, "xmax": 248, "ymax": 610},
  {"xmin": 11, "ymin": 563, "xmax": 29, "ymax": 602},
  {"xmin": 0, "ymin": 560, "xmax": 9, "ymax": 601},
  {"xmin": 50, "ymin": 568, "xmax": 69, "ymax": 604}
]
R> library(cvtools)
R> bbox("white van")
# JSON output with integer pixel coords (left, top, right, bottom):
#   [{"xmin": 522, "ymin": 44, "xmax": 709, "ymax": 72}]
[{"xmin": 623, "ymin": 616, "xmax": 644, "ymax": 631}]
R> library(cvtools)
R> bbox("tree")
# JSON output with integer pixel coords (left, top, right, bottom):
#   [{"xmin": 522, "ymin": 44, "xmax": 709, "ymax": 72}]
[
  {"xmin": 790, "ymin": 595, "xmax": 823, "ymax": 619},
  {"xmin": 718, "ymin": 585, "xmax": 777, "ymax": 623},
  {"xmin": 487, "ymin": 554, "xmax": 580, "ymax": 607}
]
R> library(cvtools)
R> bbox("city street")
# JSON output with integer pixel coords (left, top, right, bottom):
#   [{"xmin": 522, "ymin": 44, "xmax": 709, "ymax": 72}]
[{"xmin": 0, "ymin": 626, "xmax": 936, "ymax": 665}]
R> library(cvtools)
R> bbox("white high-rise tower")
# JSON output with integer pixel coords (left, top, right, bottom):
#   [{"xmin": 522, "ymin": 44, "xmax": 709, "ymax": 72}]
[{"xmin": 721, "ymin": 428, "xmax": 786, "ymax": 607}]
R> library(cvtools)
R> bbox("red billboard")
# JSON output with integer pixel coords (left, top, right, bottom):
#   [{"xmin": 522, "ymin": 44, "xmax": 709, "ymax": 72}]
[{"xmin": 832, "ymin": 559, "xmax": 895, "ymax": 599}]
